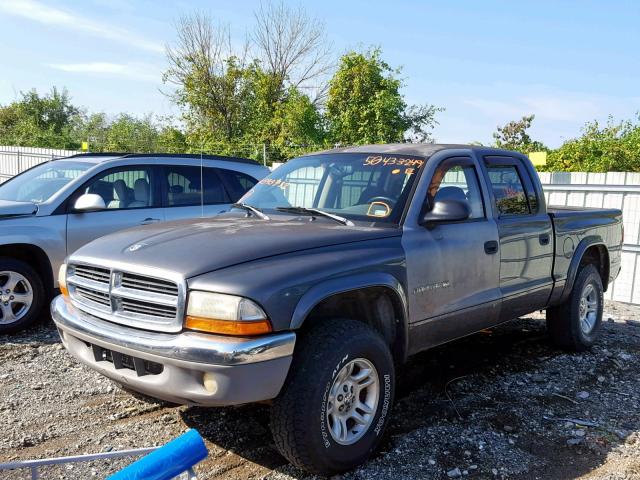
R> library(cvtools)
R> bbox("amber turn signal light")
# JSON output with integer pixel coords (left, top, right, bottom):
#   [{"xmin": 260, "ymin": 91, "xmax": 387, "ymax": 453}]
[
  {"xmin": 185, "ymin": 316, "xmax": 272, "ymax": 336},
  {"xmin": 58, "ymin": 264, "xmax": 69, "ymax": 298}
]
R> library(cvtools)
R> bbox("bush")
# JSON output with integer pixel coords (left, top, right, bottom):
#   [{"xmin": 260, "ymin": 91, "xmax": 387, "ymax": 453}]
[{"xmin": 545, "ymin": 116, "xmax": 640, "ymax": 172}]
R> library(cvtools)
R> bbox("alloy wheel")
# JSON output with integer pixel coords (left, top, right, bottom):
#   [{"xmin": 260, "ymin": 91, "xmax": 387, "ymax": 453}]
[{"xmin": 0, "ymin": 271, "xmax": 34, "ymax": 325}]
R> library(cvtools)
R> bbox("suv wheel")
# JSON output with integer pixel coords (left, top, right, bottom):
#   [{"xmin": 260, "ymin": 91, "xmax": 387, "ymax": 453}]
[
  {"xmin": 0, "ymin": 258, "xmax": 45, "ymax": 335},
  {"xmin": 270, "ymin": 318, "xmax": 395, "ymax": 475},
  {"xmin": 547, "ymin": 263, "xmax": 603, "ymax": 351}
]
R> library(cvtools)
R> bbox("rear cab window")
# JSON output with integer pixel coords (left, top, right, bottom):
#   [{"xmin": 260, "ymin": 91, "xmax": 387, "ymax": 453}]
[{"xmin": 483, "ymin": 156, "xmax": 539, "ymax": 216}]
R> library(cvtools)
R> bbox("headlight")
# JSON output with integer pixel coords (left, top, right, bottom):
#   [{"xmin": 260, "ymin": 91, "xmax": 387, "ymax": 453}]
[
  {"xmin": 58, "ymin": 263, "xmax": 68, "ymax": 298},
  {"xmin": 185, "ymin": 292, "xmax": 272, "ymax": 336}
]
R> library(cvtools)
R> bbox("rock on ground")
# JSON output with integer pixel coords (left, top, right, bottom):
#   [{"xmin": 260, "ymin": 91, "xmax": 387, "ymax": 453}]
[{"xmin": 1, "ymin": 300, "xmax": 639, "ymax": 479}]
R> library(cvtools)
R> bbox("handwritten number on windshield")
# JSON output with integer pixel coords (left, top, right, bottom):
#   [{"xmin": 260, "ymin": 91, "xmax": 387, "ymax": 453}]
[{"xmin": 363, "ymin": 156, "xmax": 424, "ymax": 169}]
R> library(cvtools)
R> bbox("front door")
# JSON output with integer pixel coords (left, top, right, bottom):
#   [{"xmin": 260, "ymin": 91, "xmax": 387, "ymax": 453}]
[
  {"xmin": 404, "ymin": 156, "xmax": 501, "ymax": 351},
  {"xmin": 66, "ymin": 165, "xmax": 164, "ymax": 255}
]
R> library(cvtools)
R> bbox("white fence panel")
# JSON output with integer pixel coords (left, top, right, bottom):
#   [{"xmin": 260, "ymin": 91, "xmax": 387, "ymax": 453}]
[
  {"xmin": 0, "ymin": 145, "xmax": 78, "ymax": 183},
  {"xmin": 541, "ymin": 171, "xmax": 640, "ymax": 305},
  {"xmin": 0, "ymin": 150, "xmax": 638, "ymax": 304}
]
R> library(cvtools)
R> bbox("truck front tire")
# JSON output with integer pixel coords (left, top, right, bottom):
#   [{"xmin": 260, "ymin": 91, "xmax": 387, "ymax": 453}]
[
  {"xmin": 270, "ymin": 318, "xmax": 395, "ymax": 475},
  {"xmin": 547, "ymin": 264, "xmax": 603, "ymax": 351},
  {"xmin": 0, "ymin": 257, "xmax": 45, "ymax": 335}
]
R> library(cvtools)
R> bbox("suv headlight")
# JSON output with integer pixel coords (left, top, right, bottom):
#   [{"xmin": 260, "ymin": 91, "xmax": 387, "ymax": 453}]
[{"xmin": 185, "ymin": 291, "xmax": 272, "ymax": 336}]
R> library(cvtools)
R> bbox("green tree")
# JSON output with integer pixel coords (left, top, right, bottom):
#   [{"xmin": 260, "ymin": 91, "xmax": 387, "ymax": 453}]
[
  {"xmin": 157, "ymin": 124, "xmax": 188, "ymax": 153},
  {"xmin": 493, "ymin": 114, "xmax": 547, "ymax": 153},
  {"xmin": 546, "ymin": 116, "xmax": 640, "ymax": 172},
  {"xmin": 73, "ymin": 112, "xmax": 109, "ymax": 149},
  {"xmin": 164, "ymin": 15, "xmax": 270, "ymax": 155},
  {"xmin": 0, "ymin": 87, "xmax": 81, "ymax": 148},
  {"xmin": 326, "ymin": 49, "xmax": 441, "ymax": 145},
  {"xmin": 103, "ymin": 114, "xmax": 160, "ymax": 152},
  {"xmin": 164, "ymin": 12, "xmax": 327, "ymax": 162},
  {"xmin": 264, "ymin": 87, "xmax": 326, "ymax": 158}
]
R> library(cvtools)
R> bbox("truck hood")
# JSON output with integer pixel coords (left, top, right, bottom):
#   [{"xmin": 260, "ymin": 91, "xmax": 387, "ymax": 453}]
[
  {"xmin": 0, "ymin": 200, "xmax": 38, "ymax": 218},
  {"xmin": 72, "ymin": 214, "xmax": 401, "ymax": 279}
]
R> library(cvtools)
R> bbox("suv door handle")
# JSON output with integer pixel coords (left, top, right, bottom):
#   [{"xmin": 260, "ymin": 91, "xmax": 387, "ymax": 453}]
[
  {"xmin": 539, "ymin": 233, "xmax": 550, "ymax": 245},
  {"xmin": 484, "ymin": 240, "xmax": 499, "ymax": 255},
  {"xmin": 140, "ymin": 217, "xmax": 161, "ymax": 225}
]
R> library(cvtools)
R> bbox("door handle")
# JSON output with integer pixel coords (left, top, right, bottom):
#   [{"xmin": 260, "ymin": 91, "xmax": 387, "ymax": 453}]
[
  {"xmin": 484, "ymin": 240, "xmax": 499, "ymax": 255},
  {"xmin": 140, "ymin": 217, "xmax": 161, "ymax": 225},
  {"xmin": 539, "ymin": 233, "xmax": 550, "ymax": 245}
]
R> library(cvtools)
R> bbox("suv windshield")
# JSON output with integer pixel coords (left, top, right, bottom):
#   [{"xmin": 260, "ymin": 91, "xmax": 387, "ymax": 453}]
[
  {"xmin": 0, "ymin": 160, "xmax": 93, "ymax": 203},
  {"xmin": 239, "ymin": 153, "xmax": 426, "ymax": 223}
]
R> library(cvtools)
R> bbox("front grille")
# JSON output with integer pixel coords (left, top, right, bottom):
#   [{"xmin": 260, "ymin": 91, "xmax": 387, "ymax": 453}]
[
  {"xmin": 121, "ymin": 272, "xmax": 179, "ymax": 296},
  {"xmin": 74, "ymin": 265, "xmax": 110, "ymax": 284},
  {"xmin": 67, "ymin": 263, "xmax": 183, "ymax": 332},
  {"xmin": 121, "ymin": 299, "xmax": 176, "ymax": 319},
  {"xmin": 89, "ymin": 343, "xmax": 163, "ymax": 376},
  {"xmin": 74, "ymin": 285, "xmax": 110, "ymax": 307}
]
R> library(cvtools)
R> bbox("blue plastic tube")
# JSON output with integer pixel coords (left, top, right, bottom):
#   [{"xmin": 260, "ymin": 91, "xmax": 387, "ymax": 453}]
[{"xmin": 108, "ymin": 429, "xmax": 208, "ymax": 480}]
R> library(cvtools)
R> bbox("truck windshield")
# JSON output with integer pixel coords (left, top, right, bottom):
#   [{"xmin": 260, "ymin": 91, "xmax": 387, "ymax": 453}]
[
  {"xmin": 238, "ymin": 153, "xmax": 426, "ymax": 223},
  {"xmin": 0, "ymin": 161, "xmax": 93, "ymax": 203}
]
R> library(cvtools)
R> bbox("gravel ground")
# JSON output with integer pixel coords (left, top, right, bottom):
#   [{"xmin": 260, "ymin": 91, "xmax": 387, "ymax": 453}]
[{"xmin": 1, "ymin": 301, "xmax": 639, "ymax": 479}]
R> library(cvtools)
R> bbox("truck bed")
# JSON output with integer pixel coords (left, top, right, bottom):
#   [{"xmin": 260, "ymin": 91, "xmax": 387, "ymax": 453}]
[
  {"xmin": 547, "ymin": 205, "xmax": 623, "ymax": 295},
  {"xmin": 548, "ymin": 205, "xmax": 622, "ymax": 235},
  {"xmin": 547, "ymin": 205, "xmax": 622, "ymax": 219}
]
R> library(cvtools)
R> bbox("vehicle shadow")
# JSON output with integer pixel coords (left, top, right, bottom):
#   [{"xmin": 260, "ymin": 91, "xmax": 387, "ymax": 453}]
[
  {"xmin": 0, "ymin": 313, "xmax": 60, "ymax": 346},
  {"xmin": 180, "ymin": 313, "xmax": 640, "ymax": 479}
]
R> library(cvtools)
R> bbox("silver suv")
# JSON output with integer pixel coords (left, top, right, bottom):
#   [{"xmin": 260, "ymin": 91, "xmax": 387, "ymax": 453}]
[{"xmin": 0, "ymin": 153, "xmax": 269, "ymax": 333}]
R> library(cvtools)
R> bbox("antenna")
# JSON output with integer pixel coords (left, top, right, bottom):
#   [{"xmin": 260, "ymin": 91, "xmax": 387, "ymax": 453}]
[{"xmin": 200, "ymin": 144, "xmax": 204, "ymax": 218}]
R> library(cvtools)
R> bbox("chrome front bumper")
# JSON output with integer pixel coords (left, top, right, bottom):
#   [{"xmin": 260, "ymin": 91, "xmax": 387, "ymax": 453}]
[{"xmin": 51, "ymin": 295, "xmax": 296, "ymax": 406}]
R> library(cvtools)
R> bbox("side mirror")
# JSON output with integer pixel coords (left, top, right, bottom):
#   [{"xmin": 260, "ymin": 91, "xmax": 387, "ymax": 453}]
[
  {"xmin": 421, "ymin": 199, "xmax": 471, "ymax": 225},
  {"xmin": 74, "ymin": 193, "xmax": 106, "ymax": 212}
]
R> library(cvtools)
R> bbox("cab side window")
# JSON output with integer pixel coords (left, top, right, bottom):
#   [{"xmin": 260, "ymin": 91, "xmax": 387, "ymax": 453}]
[
  {"xmin": 216, "ymin": 169, "xmax": 258, "ymax": 202},
  {"xmin": 427, "ymin": 159, "xmax": 485, "ymax": 219},
  {"xmin": 82, "ymin": 167, "xmax": 153, "ymax": 210},
  {"xmin": 164, "ymin": 166, "xmax": 229, "ymax": 206},
  {"xmin": 486, "ymin": 165, "xmax": 530, "ymax": 215}
]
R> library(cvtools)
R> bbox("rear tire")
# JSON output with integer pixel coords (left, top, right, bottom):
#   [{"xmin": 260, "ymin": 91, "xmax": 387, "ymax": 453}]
[
  {"xmin": 270, "ymin": 318, "xmax": 395, "ymax": 475},
  {"xmin": 0, "ymin": 258, "xmax": 45, "ymax": 335},
  {"xmin": 547, "ymin": 264, "xmax": 603, "ymax": 351}
]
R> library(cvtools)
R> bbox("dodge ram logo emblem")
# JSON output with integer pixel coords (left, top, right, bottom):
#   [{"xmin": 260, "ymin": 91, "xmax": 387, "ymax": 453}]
[{"xmin": 127, "ymin": 243, "xmax": 146, "ymax": 252}]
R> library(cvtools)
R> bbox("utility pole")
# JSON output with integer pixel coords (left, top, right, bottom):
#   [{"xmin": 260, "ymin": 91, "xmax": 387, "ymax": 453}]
[{"xmin": 263, "ymin": 144, "xmax": 267, "ymax": 166}]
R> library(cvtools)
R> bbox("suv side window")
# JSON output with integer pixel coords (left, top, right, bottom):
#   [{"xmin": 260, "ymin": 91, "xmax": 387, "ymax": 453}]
[
  {"xmin": 81, "ymin": 167, "xmax": 153, "ymax": 210},
  {"xmin": 163, "ymin": 166, "xmax": 230, "ymax": 206},
  {"xmin": 427, "ymin": 158, "xmax": 485, "ymax": 219},
  {"xmin": 216, "ymin": 169, "xmax": 258, "ymax": 202},
  {"xmin": 485, "ymin": 165, "xmax": 530, "ymax": 216}
]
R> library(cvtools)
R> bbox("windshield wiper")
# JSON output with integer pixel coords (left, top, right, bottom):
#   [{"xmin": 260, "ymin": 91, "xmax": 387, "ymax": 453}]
[
  {"xmin": 232, "ymin": 203, "xmax": 270, "ymax": 220},
  {"xmin": 276, "ymin": 206, "xmax": 354, "ymax": 226}
]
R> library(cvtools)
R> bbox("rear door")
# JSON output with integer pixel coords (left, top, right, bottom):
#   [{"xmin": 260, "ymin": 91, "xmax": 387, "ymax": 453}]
[
  {"xmin": 66, "ymin": 165, "xmax": 164, "ymax": 255},
  {"xmin": 481, "ymin": 156, "xmax": 554, "ymax": 320},
  {"xmin": 160, "ymin": 165, "xmax": 231, "ymax": 221}
]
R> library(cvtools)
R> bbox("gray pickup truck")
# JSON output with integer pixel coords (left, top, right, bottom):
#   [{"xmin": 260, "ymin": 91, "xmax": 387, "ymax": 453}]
[
  {"xmin": 52, "ymin": 144, "xmax": 622, "ymax": 474},
  {"xmin": 0, "ymin": 153, "xmax": 268, "ymax": 333}
]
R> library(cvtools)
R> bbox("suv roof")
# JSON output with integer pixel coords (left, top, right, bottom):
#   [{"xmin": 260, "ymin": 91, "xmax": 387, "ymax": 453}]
[{"xmin": 61, "ymin": 152, "xmax": 261, "ymax": 166}]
